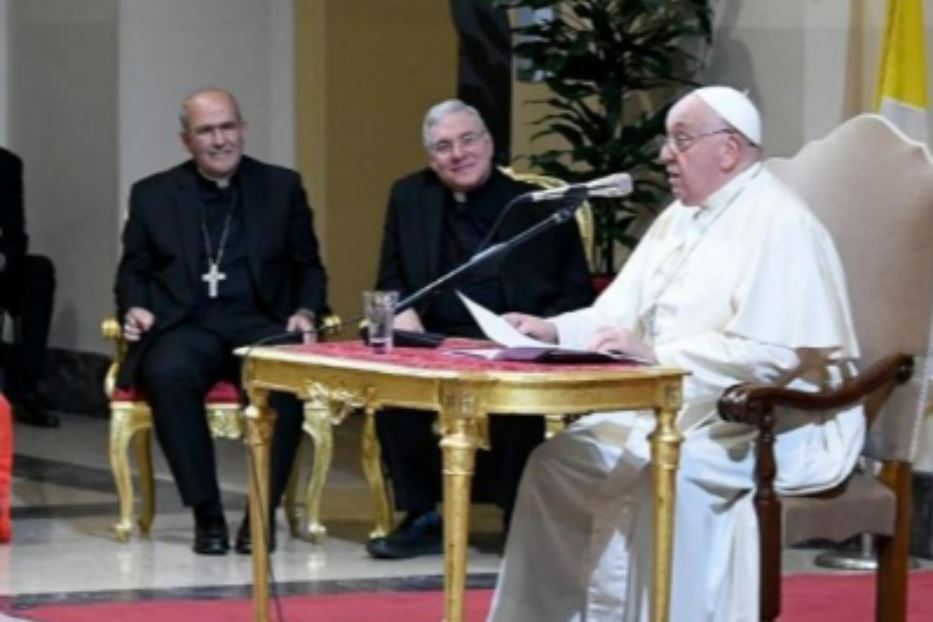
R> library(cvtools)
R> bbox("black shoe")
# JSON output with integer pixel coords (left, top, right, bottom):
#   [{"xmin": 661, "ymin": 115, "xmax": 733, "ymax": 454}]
[
  {"xmin": 193, "ymin": 519, "xmax": 229, "ymax": 555},
  {"xmin": 235, "ymin": 517, "xmax": 276, "ymax": 555},
  {"xmin": 366, "ymin": 511, "xmax": 443, "ymax": 560},
  {"xmin": 12, "ymin": 395, "xmax": 59, "ymax": 428}
]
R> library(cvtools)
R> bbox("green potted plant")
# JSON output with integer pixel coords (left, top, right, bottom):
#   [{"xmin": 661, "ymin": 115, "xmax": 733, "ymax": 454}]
[{"xmin": 495, "ymin": 0, "xmax": 712, "ymax": 277}]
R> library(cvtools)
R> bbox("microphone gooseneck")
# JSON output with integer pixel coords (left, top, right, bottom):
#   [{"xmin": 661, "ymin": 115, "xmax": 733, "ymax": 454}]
[
  {"xmin": 396, "ymin": 186, "xmax": 591, "ymax": 314},
  {"xmin": 475, "ymin": 171, "xmax": 633, "ymax": 255}
]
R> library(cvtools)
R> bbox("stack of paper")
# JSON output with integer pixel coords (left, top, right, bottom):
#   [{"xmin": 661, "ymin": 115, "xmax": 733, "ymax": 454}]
[{"xmin": 451, "ymin": 292, "xmax": 647, "ymax": 365}]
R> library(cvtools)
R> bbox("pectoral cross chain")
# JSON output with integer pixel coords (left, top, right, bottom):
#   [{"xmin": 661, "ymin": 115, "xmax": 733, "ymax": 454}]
[
  {"xmin": 202, "ymin": 263, "xmax": 227, "ymax": 298},
  {"xmin": 199, "ymin": 190, "xmax": 236, "ymax": 299}
]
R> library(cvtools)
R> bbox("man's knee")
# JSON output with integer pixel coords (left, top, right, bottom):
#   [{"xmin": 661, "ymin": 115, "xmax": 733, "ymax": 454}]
[{"xmin": 140, "ymin": 353, "xmax": 206, "ymax": 395}]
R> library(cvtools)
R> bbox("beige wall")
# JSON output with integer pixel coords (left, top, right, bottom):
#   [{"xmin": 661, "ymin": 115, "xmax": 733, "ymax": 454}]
[
  {"xmin": 514, "ymin": 0, "xmax": 933, "ymax": 163},
  {"xmin": 7, "ymin": 0, "xmax": 119, "ymax": 354},
  {"xmin": 295, "ymin": 0, "xmax": 458, "ymax": 320}
]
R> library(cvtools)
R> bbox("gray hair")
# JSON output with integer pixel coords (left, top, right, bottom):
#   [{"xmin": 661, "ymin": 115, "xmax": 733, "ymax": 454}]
[
  {"xmin": 178, "ymin": 88, "xmax": 243, "ymax": 131},
  {"xmin": 422, "ymin": 99, "xmax": 488, "ymax": 150}
]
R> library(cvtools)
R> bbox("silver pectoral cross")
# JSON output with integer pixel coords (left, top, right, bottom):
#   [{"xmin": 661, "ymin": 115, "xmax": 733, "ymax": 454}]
[{"xmin": 202, "ymin": 263, "xmax": 227, "ymax": 298}]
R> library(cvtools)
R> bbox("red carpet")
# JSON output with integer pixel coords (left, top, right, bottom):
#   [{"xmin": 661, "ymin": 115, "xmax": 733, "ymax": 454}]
[{"xmin": 12, "ymin": 572, "xmax": 933, "ymax": 621}]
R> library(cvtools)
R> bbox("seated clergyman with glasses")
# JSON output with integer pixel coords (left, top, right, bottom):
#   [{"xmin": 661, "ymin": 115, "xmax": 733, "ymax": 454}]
[
  {"xmin": 367, "ymin": 99, "xmax": 594, "ymax": 559},
  {"xmin": 487, "ymin": 86, "xmax": 864, "ymax": 621}
]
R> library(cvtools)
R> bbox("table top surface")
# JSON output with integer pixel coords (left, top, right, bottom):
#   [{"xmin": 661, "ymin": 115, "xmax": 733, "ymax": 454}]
[{"xmin": 238, "ymin": 339, "xmax": 687, "ymax": 383}]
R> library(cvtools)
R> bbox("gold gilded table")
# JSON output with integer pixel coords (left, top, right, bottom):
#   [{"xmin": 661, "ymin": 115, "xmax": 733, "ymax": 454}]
[{"xmin": 238, "ymin": 342, "xmax": 686, "ymax": 622}]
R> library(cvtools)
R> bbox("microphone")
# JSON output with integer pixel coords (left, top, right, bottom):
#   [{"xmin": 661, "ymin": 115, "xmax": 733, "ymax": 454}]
[{"xmin": 527, "ymin": 173, "xmax": 633, "ymax": 202}]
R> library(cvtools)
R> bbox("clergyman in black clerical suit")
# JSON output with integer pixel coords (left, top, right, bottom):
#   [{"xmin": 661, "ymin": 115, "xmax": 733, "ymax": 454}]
[
  {"xmin": 0, "ymin": 146, "xmax": 58, "ymax": 428},
  {"xmin": 114, "ymin": 89, "xmax": 329, "ymax": 556},
  {"xmin": 367, "ymin": 99, "xmax": 594, "ymax": 559}
]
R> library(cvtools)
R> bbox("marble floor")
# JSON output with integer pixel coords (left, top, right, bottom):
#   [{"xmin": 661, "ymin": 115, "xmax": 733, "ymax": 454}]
[
  {"xmin": 1, "ymin": 412, "xmax": 923, "ymax": 618},
  {"xmin": 3, "ymin": 411, "xmax": 504, "ymax": 615}
]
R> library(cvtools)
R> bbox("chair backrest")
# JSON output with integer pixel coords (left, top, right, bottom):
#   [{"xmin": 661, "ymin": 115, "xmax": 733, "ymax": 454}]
[
  {"xmin": 765, "ymin": 114, "xmax": 933, "ymax": 462},
  {"xmin": 499, "ymin": 166, "xmax": 596, "ymax": 270}
]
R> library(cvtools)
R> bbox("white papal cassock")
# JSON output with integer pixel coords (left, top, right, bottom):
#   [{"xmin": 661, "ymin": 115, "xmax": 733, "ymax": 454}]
[{"xmin": 487, "ymin": 163, "xmax": 865, "ymax": 622}]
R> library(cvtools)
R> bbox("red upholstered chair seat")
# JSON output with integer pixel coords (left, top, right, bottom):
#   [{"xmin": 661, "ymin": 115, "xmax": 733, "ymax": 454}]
[{"xmin": 110, "ymin": 381, "xmax": 241, "ymax": 404}]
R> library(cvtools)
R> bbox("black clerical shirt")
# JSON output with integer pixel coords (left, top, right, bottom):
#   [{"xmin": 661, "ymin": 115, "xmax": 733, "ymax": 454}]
[
  {"xmin": 424, "ymin": 171, "xmax": 515, "ymax": 337},
  {"xmin": 190, "ymin": 173, "xmax": 259, "ymax": 327}
]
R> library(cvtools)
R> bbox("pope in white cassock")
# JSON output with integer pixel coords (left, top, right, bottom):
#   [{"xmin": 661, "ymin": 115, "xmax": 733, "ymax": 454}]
[{"xmin": 486, "ymin": 86, "xmax": 865, "ymax": 621}]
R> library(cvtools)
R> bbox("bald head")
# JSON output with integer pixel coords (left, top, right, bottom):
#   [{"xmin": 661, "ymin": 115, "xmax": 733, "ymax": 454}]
[
  {"xmin": 178, "ymin": 88, "xmax": 247, "ymax": 180},
  {"xmin": 179, "ymin": 89, "xmax": 242, "ymax": 132}
]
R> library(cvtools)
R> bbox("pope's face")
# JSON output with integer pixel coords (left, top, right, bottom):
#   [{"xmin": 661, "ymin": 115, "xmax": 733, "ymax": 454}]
[
  {"xmin": 660, "ymin": 96, "xmax": 734, "ymax": 207},
  {"xmin": 426, "ymin": 111, "xmax": 494, "ymax": 193},
  {"xmin": 180, "ymin": 91, "xmax": 247, "ymax": 180}
]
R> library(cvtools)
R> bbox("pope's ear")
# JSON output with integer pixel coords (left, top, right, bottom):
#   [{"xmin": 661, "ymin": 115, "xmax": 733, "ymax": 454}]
[{"xmin": 720, "ymin": 133, "xmax": 744, "ymax": 171}]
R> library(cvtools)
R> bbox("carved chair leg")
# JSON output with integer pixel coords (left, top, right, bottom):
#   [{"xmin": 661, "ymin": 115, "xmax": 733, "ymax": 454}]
[
  {"xmin": 108, "ymin": 405, "xmax": 137, "ymax": 542},
  {"xmin": 298, "ymin": 398, "xmax": 334, "ymax": 543},
  {"xmin": 758, "ymin": 495, "xmax": 782, "ymax": 622},
  {"xmin": 361, "ymin": 407, "xmax": 393, "ymax": 540},
  {"xmin": 754, "ymin": 404, "xmax": 781, "ymax": 622},
  {"xmin": 876, "ymin": 461, "xmax": 911, "ymax": 622},
  {"xmin": 134, "ymin": 428, "xmax": 155, "ymax": 536}
]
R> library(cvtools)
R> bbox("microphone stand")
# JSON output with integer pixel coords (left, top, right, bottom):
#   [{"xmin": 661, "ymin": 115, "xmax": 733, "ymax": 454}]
[{"xmin": 395, "ymin": 187, "xmax": 590, "ymax": 313}]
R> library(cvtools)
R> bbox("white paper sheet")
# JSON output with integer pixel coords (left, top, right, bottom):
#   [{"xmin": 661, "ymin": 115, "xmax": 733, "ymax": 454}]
[{"xmin": 456, "ymin": 291, "xmax": 550, "ymax": 347}]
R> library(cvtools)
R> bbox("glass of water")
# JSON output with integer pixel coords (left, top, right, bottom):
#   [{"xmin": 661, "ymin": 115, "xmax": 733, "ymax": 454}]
[{"xmin": 363, "ymin": 290, "xmax": 398, "ymax": 354}]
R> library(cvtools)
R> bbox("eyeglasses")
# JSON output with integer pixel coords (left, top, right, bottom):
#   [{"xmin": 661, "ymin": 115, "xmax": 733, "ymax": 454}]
[
  {"xmin": 661, "ymin": 128, "xmax": 736, "ymax": 154},
  {"xmin": 429, "ymin": 131, "xmax": 486, "ymax": 157}
]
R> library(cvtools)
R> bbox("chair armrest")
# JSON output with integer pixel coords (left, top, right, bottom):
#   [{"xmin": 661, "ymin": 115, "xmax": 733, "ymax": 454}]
[
  {"xmin": 718, "ymin": 353, "xmax": 914, "ymax": 426},
  {"xmin": 101, "ymin": 316, "xmax": 128, "ymax": 398},
  {"xmin": 101, "ymin": 316, "xmax": 128, "ymax": 359},
  {"xmin": 318, "ymin": 313, "xmax": 342, "ymax": 340}
]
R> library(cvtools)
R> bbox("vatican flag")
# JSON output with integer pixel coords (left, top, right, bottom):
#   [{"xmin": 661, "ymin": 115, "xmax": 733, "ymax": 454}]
[{"xmin": 876, "ymin": 0, "xmax": 929, "ymax": 143}]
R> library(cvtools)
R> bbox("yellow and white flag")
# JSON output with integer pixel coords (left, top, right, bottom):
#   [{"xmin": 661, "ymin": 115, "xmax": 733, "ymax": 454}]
[{"xmin": 876, "ymin": 0, "xmax": 929, "ymax": 143}]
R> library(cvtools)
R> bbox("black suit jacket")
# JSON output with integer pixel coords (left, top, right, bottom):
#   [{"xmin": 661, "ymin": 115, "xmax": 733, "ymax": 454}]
[
  {"xmin": 0, "ymin": 148, "xmax": 28, "ymax": 266},
  {"xmin": 376, "ymin": 168, "xmax": 593, "ymax": 330},
  {"xmin": 115, "ymin": 156, "xmax": 328, "ymax": 386}
]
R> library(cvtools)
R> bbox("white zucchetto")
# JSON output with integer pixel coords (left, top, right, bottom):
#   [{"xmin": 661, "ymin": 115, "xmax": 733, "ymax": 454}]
[{"xmin": 693, "ymin": 86, "xmax": 762, "ymax": 146}]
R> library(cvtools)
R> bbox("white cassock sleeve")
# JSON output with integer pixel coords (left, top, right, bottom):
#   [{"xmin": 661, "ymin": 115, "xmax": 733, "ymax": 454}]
[{"xmin": 654, "ymin": 333, "xmax": 802, "ymax": 408}]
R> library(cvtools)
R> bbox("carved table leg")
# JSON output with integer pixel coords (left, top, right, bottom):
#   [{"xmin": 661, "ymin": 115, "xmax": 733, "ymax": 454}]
[
  {"xmin": 362, "ymin": 405, "xmax": 394, "ymax": 540},
  {"xmin": 439, "ymin": 387, "xmax": 481, "ymax": 622},
  {"xmin": 300, "ymin": 396, "xmax": 334, "ymax": 542},
  {"xmin": 648, "ymin": 383, "xmax": 683, "ymax": 622},
  {"xmin": 245, "ymin": 389, "xmax": 275, "ymax": 622}
]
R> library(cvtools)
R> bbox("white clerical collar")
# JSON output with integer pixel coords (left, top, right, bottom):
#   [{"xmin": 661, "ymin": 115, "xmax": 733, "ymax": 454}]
[
  {"xmin": 696, "ymin": 162, "xmax": 762, "ymax": 220},
  {"xmin": 197, "ymin": 168, "xmax": 232, "ymax": 189},
  {"xmin": 453, "ymin": 191, "xmax": 467, "ymax": 203}
]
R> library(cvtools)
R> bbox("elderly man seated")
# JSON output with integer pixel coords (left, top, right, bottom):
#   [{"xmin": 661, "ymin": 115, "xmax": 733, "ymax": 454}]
[{"xmin": 487, "ymin": 86, "xmax": 864, "ymax": 621}]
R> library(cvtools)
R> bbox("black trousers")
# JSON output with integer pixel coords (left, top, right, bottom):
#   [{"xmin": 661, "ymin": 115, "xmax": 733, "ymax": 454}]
[
  {"xmin": 0, "ymin": 255, "xmax": 55, "ymax": 400},
  {"xmin": 375, "ymin": 408, "xmax": 544, "ymax": 528},
  {"xmin": 138, "ymin": 313, "xmax": 302, "ymax": 514}
]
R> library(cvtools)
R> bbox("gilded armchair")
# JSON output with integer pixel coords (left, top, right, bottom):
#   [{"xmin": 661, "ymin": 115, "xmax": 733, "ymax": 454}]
[
  {"xmin": 102, "ymin": 314, "xmax": 341, "ymax": 542},
  {"xmin": 718, "ymin": 114, "xmax": 933, "ymax": 622}
]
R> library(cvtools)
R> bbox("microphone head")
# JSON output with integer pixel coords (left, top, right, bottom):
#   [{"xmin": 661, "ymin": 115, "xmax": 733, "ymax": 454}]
[{"xmin": 592, "ymin": 173, "xmax": 633, "ymax": 198}]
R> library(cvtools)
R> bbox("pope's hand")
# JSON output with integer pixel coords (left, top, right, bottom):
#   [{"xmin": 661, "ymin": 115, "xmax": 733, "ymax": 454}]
[
  {"xmin": 502, "ymin": 313, "xmax": 558, "ymax": 344},
  {"xmin": 587, "ymin": 327, "xmax": 657, "ymax": 364}
]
